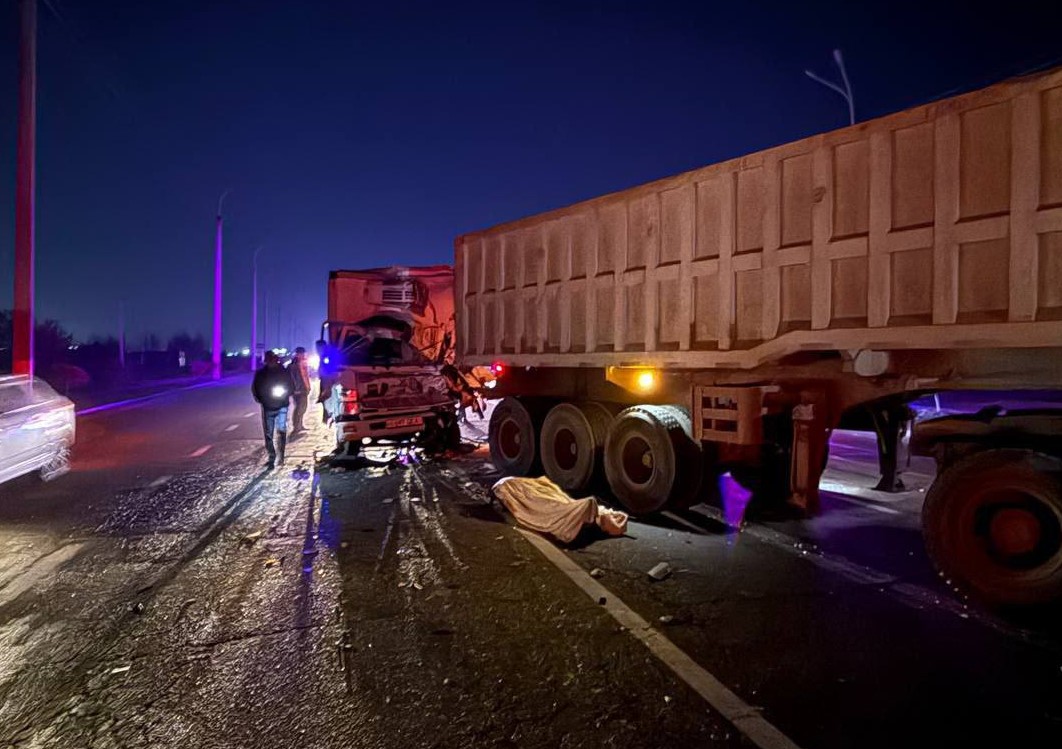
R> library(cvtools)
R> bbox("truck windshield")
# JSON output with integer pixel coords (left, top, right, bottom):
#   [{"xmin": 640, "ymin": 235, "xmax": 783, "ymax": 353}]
[{"xmin": 338, "ymin": 333, "xmax": 427, "ymax": 367}]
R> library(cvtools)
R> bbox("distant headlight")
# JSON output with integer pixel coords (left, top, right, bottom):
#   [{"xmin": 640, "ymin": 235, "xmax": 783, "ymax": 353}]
[{"xmin": 271, "ymin": 385, "xmax": 288, "ymax": 399}]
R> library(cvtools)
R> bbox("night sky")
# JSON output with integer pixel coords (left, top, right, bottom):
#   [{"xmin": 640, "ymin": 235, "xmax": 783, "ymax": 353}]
[{"xmin": 1, "ymin": 0, "xmax": 1060, "ymax": 350}]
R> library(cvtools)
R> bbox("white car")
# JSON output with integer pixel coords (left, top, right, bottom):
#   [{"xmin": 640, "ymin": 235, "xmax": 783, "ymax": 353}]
[{"xmin": 0, "ymin": 375, "xmax": 76, "ymax": 485}]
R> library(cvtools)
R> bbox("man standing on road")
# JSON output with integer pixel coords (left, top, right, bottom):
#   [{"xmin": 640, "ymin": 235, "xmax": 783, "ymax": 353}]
[
  {"xmin": 252, "ymin": 351, "xmax": 294, "ymax": 469},
  {"xmin": 288, "ymin": 347, "xmax": 312, "ymax": 435}
]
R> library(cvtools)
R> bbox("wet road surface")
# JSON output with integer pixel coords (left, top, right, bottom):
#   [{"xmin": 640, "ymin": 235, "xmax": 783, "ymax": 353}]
[{"xmin": 1, "ymin": 378, "xmax": 1060, "ymax": 747}]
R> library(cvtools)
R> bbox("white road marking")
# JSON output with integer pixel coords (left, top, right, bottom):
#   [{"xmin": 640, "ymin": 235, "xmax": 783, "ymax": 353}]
[
  {"xmin": 189, "ymin": 444, "xmax": 213, "ymax": 458},
  {"xmin": 149, "ymin": 475, "xmax": 172, "ymax": 488},
  {"xmin": 224, "ymin": 424, "xmax": 240, "ymax": 432},
  {"xmin": 517, "ymin": 529, "xmax": 803, "ymax": 749},
  {"xmin": 0, "ymin": 543, "xmax": 86, "ymax": 605}
]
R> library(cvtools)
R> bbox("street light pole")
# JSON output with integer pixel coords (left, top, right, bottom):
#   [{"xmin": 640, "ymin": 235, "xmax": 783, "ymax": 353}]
[
  {"xmin": 251, "ymin": 245, "xmax": 263, "ymax": 371},
  {"xmin": 118, "ymin": 300, "xmax": 126, "ymax": 369},
  {"xmin": 805, "ymin": 48, "xmax": 855, "ymax": 126},
  {"xmin": 13, "ymin": 0, "xmax": 37, "ymax": 377},
  {"xmin": 212, "ymin": 190, "xmax": 230, "ymax": 381}
]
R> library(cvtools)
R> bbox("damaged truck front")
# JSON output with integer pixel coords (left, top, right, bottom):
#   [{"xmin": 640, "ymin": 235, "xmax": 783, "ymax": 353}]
[{"xmin": 318, "ymin": 266, "xmax": 460, "ymax": 459}]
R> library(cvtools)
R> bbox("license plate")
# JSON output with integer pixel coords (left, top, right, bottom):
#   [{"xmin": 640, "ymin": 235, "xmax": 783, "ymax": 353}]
[{"xmin": 385, "ymin": 416, "xmax": 422, "ymax": 429}]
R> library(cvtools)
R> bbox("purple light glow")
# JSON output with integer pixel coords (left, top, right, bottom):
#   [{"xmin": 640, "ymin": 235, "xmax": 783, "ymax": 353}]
[{"xmin": 719, "ymin": 471, "xmax": 753, "ymax": 531}]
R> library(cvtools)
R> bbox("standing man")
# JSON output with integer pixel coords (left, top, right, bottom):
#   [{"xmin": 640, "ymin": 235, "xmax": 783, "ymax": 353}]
[
  {"xmin": 289, "ymin": 347, "xmax": 312, "ymax": 435},
  {"xmin": 252, "ymin": 350, "xmax": 294, "ymax": 469}
]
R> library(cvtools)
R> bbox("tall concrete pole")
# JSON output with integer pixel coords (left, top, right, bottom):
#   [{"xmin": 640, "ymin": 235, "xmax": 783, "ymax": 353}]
[
  {"xmin": 212, "ymin": 190, "xmax": 229, "ymax": 380},
  {"xmin": 118, "ymin": 300, "xmax": 126, "ymax": 369},
  {"xmin": 13, "ymin": 0, "xmax": 37, "ymax": 377},
  {"xmin": 251, "ymin": 245, "xmax": 262, "ymax": 371}
]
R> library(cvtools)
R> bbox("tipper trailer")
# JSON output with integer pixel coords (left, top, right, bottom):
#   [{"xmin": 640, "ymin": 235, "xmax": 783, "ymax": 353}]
[{"xmin": 455, "ymin": 67, "xmax": 1062, "ymax": 606}]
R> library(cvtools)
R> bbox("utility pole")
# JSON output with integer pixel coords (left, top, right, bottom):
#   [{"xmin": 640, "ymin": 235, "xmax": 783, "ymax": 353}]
[
  {"xmin": 805, "ymin": 49, "xmax": 855, "ymax": 126},
  {"xmin": 118, "ymin": 300, "xmax": 126, "ymax": 369},
  {"xmin": 251, "ymin": 245, "xmax": 262, "ymax": 371},
  {"xmin": 13, "ymin": 0, "xmax": 37, "ymax": 377},
  {"xmin": 212, "ymin": 190, "xmax": 229, "ymax": 380}
]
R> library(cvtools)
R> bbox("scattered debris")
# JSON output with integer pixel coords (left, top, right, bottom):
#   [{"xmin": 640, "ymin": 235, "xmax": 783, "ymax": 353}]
[
  {"xmin": 340, "ymin": 541, "xmax": 350, "ymax": 549},
  {"xmin": 589, "ymin": 568, "xmax": 605, "ymax": 579},
  {"xmin": 382, "ymin": 497, "xmax": 395, "ymax": 505},
  {"xmin": 110, "ymin": 665, "xmax": 131, "ymax": 675},
  {"xmin": 658, "ymin": 615, "xmax": 675, "ymax": 625},
  {"xmin": 443, "ymin": 677, "xmax": 452, "ymax": 686},
  {"xmin": 495, "ymin": 535, "xmax": 505, "ymax": 541},
  {"xmin": 131, "ymin": 602, "xmax": 145, "ymax": 615},
  {"xmin": 647, "ymin": 562, "xmax": 672, "ymax": 581},
  {"xmin": 597, "ymin": 596, "xmax": 607, "ymax": 606},
  {"xmin": 664, "ymin": 695, "xmax": 673, "ymax": 705},
  {"xmin": 412, "ymin": 582, "xmax": 423, "ymax": 591},
  {"xmin": 240, "ymin": 531, "xmax": 264, "ymax": 547},
  {"xmin": 264, "ymin": 557, "xmax": 281, "ymax": 568}
]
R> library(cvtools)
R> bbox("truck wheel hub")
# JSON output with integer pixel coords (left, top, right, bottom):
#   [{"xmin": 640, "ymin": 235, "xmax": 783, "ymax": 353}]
[
  {"xmin": 988, "ymin": 508, "xmax": 1042, "ymax": 557},
  {"xmin": 554, "ymin": 428, "xmax": 578, "ymax": 471},
  {"xmin": 622, "ymin": 436, "xmax": 654, "ymax": 486},
  {"xmin": 499, "ymin": 419, "xmax": 522, "ymax": 460}
]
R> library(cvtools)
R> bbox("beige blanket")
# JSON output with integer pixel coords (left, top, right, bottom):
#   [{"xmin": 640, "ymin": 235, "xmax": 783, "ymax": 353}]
[{"xmin": 491, "ymin": 476, "xmax": 628, "ymax": 543}]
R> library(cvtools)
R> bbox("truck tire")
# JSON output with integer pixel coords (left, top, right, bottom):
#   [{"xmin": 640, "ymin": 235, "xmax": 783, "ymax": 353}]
[
  {"xmin": 922, "ymin": 449, "xmax": 1062, "ymax": 607},
  {"xmin": 604, "ymin": 405, "xmax": 702, "ymax": 515},
  {"xmin": 489, "ymin": 397, "xmax": 541, "ymax": 476},
  {"xmin": 539, "ymin": 402, "xmax": 614, "ymax": 495}
]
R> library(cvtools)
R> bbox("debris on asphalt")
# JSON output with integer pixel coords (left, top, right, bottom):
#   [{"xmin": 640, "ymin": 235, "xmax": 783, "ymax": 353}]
[
  {"xmin": 264, "ymin": 557, "xmax": 281, "ymax": 568},
  {"xmin": 589, "ymin": 568, "xmax": 605, "ymax": 579},
  {"xmin": 597, "ymin": 596, "xmax": 607, "ymax": 605},
  {"xmin": 131, "ymin": 602, "xmax": 145, "ymax": 615},
  {"xmin": 664, "ymin": 695, "xmax": 673, "ymax": 705},
  {"xmin": 658, "ymin": 615, "xmax": 675, "ymax": 625},
  {"xmin": 109, "ymin": 665, "xmax": 131, "ymax": 675},
  {"xmin": 647, "ymin": 562, "xmax": 672, "ymax": 581},
  {"xmin": 240, "ymin": 531, "xmax": 264, "ymax": 547}
]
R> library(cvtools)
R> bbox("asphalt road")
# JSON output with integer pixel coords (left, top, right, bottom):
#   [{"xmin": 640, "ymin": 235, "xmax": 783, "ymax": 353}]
[{"xmin": 0, "ymin": 378, "xmax": 1060, "ymax": 748}]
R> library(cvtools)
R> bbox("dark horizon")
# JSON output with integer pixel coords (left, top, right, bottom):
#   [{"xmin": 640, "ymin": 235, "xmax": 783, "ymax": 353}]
[{"xmin": 2, "ymin": 0, "xmax": 1060, "ymax": 349}]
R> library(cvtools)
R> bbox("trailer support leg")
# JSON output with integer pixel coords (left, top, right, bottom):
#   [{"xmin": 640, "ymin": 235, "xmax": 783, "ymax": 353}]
[
  {"xmin": 871, "ymin": 405, "xmax": 910, "ymax": 493},
  {"xmin": 789, "ymin": 393, "xmax": 828, "ymax": 515}
]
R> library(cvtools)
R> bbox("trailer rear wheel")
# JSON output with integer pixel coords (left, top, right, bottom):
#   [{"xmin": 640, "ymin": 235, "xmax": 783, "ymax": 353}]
[
  {"xmin": 922, "ymin": 449, "xmax": 1062, "ymax": 607},
  {"xmin": 489, "ymin": 397, "xmax": 541, "ymax": 476},
  {"xmin": 604, "ymin": 405, "xmax": 701, "ymax": 515},
  {"xmin": 540, "ymin": 402, "xmax": 614, "ymax": 495}
]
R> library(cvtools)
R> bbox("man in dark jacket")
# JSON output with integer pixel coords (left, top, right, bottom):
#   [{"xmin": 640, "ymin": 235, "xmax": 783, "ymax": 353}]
[
  {"xmin": 288, "ymin": 347, "xmax": 312, "ymax": 435},
  {"xmin": 252, "ymin": 351, "xmax": 294, "ymax": 469}
]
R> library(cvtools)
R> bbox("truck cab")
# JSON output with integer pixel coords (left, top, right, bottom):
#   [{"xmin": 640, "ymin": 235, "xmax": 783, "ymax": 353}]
[{"xmin": 318, "ymin": 266, "xmax": 459, "ymax": 459}]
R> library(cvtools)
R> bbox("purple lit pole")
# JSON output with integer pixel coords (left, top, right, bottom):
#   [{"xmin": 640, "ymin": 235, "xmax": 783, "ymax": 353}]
[
  {"xmin": 212, "ymin": 190, "xmax": 230, "ymax": 380},
  {"xmin": 13, "ymin": 0, "xmax": 37, "ymax": 377},
  {"xmin": 251, "ymin": 245, "xmax": 263, "ymax": 371}
]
